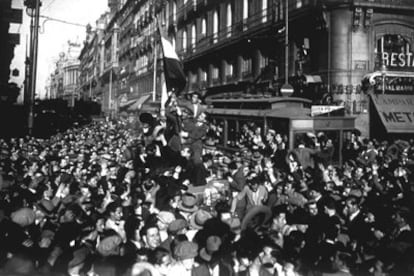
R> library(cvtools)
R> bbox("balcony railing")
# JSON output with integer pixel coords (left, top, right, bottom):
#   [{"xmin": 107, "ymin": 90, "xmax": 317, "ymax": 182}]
[{"xmin": 178, "ymin": 7, "xmax": 273, "ymax": 59}]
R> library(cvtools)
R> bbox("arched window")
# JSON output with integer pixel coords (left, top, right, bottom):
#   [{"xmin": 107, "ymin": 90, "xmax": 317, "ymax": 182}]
[
  {"xmin": 213, "ymin": 10, "xmax": 219, "ymax": 43},
  {"xmin": 376, "ymin": 34, "xmax": 411, "ymax": 67},
  {"xmin": 226, "ymin": 3, "xmax": 232, "ymax": 37}
]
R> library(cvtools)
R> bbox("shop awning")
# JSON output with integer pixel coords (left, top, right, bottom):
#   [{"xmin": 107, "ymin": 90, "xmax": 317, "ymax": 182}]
[
  {"xmin": 370, "ymin": 94, "xmax": 414, "ymax": 133},
  {"xmin": 128, "ymin": 94, "xmax": 151, "ymax": 111}
]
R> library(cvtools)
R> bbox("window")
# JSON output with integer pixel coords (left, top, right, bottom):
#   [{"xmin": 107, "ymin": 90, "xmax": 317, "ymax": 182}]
[
  {"xmin": 213, "ymin": 10, "xmax": 219, "ymax": 43},
  {"xmin": 225, "ymin": 60, "xmax": 234, "ymax": 81},
  {"xmin": 259, "ymin": 51, "xmax": 268, "ymax": 70},
  {"xmin": 172, "ymin": 1, "xmax": 177, "ymax": 22},
  {"xmin": 376, "ymin": 34, "xmax": 411, "ymax": 68},
  {"xmin": 191, "ymin": 24, "xmax": 196, "ymax": 51},
  {"xmin": 262, "ymin": 0, "xmax": 268, "ymax": 22},
  {"xmin": 201, "ymin": 17, "xmax": 207, "ymax": 37},
  {"xmin": 182, "ymin": 30, "xmax": 187, "ymax": 52},
  {"xmin": 200, "ymin": 68, "xmax": 207, "ymax": 87},
  {"xmin": 242, "ymin": 56, "xmax": 252, "ymax": 76},
  {"xmin": 212, "ymin": 65, "xmax": 219, "ymax": 80},
  {"xmin": 226, "ymin": 3, "xmax": 232, "ymax": 37},
  {"xmin": 243, "ymin": 0, "xmax": 248, "ymax": 21}
]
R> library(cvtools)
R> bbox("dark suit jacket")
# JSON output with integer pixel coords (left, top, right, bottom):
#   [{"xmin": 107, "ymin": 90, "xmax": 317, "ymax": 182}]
[{"xmin": 192, "ymin": 261, "xmax": 235, "ymax": 276}]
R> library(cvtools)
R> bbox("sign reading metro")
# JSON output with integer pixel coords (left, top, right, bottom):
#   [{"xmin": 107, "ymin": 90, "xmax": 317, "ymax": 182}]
[{"xmin": 371, "ymin": 94, "xmax": 414, "ymax": 133}]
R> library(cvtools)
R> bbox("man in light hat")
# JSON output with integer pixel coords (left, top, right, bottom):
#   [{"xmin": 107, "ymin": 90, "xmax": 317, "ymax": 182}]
[
  {"xmin": 168, "ymin": 241, "xmax": 198, "ymax": 276},
  {"xmin": 177, "ymin": 193, "xmax": 199, "ymax": 220},
  {"xmin": 157, "ymin": 211, "xmax": 176, "ymax": 242}
]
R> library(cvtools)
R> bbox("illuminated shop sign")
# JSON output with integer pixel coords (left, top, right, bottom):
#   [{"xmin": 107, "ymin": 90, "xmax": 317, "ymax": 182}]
[{"xmin": 381, "ymin": 52, "xmax": 414, "ymax": 68}]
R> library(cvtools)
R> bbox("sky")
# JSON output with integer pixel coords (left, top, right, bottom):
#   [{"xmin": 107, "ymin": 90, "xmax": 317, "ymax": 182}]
[{"xmin": 10, "ymin": 0, "xmax": 109, "ymax": 100}]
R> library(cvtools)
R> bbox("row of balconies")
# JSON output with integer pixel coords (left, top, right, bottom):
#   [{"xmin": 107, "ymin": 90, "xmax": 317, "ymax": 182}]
[{"xmin": 177, "ymin": 7, "xmax": 273, "ymax": 60}]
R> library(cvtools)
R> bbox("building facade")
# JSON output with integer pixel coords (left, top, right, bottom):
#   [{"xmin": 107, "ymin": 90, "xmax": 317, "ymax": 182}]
[
  {"xmin": 169, "ymin": 0, "xmax": 414, "ymax": 136},
  {"xmin": 75, "ymin": 0, "xmax": 414, "ymax": 136}
]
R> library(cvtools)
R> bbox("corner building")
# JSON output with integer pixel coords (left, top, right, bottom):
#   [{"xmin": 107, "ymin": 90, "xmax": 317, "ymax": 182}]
[{"xmin": 168, "ymin": 0, "xmax": 414, "ymax": 137}]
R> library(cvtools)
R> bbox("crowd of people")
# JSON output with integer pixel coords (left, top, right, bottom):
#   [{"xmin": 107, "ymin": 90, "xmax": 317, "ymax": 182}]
[{"xmin": 0, "ymin": 94, "xmax": 414, "ymax": 276}]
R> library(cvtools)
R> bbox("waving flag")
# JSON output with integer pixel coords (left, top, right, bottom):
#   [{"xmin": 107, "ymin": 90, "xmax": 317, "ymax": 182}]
[{"xmin": 160, "ymin": 36, "xmax": 187, "ymax": 95}]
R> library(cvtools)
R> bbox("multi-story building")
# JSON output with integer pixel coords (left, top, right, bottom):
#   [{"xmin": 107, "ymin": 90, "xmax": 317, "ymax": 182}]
[
  {"xmin": 76, "ymin": 0, "xmax": 414, "ymax": 136},
  {"xmin": 61, "ymin": 41, "xmax": 81, "ymax": 107},
  {"xmin": 48, "ymin": 41, "xmax": 82, "ymax": 107},
  {"xmin": 165, "ymin": 0, "xmax": 414, "ymax": 137},
  {"xmin": 48, "ymin": 52, "xmax": 66, "ymax": 100}
]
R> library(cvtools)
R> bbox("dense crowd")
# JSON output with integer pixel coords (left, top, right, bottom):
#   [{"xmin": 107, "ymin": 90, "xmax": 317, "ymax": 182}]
[{"xmin": 0, "ymin": 93, "xmax": 414, "ymax": 276}]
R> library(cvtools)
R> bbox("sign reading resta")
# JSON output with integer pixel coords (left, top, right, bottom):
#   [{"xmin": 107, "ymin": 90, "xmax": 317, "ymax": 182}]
[{"xmin": 382, "ymin": 52, "xmax": 414, "ymax": 68}]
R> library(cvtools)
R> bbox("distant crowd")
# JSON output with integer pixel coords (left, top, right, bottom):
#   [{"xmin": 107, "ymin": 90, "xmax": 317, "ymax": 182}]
[{"xmin": 0, "ymin": 92, "xmax": 414, "ymax": 276}]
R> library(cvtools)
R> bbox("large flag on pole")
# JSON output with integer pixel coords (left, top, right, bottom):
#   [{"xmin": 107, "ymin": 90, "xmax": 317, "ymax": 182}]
[{"xmin": 160, "ymin": 36, "xmax": 187, "ymax": 95}]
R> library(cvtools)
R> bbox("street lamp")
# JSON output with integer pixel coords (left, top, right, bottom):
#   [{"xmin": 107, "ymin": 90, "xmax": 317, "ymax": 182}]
[
  {"xmin": 24, "ymin": 0, "xmax": 42, "ymax": 135},
  {"xmin": 280, "ymin": 0, "xmax": 294, "ymax": 96}
]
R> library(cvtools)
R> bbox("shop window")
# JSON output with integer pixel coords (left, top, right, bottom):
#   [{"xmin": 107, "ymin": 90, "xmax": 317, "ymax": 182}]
[
  {"xmin": 211, "ymin": 65, "xmax": 220, "ymax": 84},
  {"xmin": 242, "ymin": 56, "xmax": 252, "ymax": 77},
  {"xmin": 225, "ymin": 60, "xmax": 234, "ymax": 81},
  {"xmin": 259, "ymin": 51, "xmax": 268, "ymax": 70},
  {"xmin": 200, "ymin": 68, "xmax": 207, "ymax": 88}
]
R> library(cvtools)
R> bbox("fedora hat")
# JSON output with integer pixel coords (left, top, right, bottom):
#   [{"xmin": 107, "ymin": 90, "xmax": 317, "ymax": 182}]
[
  {"xmin": 199, "ymin": 235, "xmax": 222, "ymax": 262},
  {"xmin": 189, "ymin": 209, "xmax": 213, "ymax": 230},
  {"xmin": 178, "ymin": 193, "xmax": 199, "ymax": 213},
  {"xmin": 251, "ymin": 151, "xmax": 263, "ymax": 162},
  {"xmin": 203, "ymin": 139, "xmax": 216, "ymax": 151}
]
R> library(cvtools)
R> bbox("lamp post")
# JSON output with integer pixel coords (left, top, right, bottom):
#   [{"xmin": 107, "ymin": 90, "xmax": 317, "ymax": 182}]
[
  {"xmin": 25, "ymin": 0, "xmax": 41, "ymax": 135},
  {"xmin": 280, "ymin": 0, "xmax": 294, "ymax": 96}
]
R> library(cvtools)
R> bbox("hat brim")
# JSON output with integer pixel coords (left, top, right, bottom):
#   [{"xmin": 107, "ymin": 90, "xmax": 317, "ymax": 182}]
[
  {"xmin": 189, "ymin": 212, "xmax": 212, "ymax": 230},
  {"xmin": 241, "ymin": 206, "xmax": 272, "ymax": 231},
  {"xmin": 177, "ymin": 202, "xmax": 198, "ymax": 213}
]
